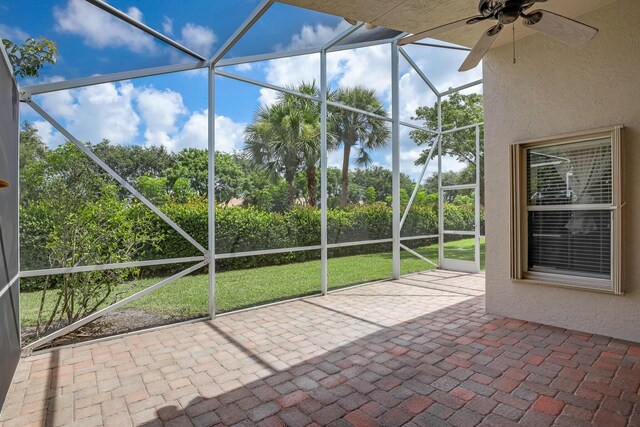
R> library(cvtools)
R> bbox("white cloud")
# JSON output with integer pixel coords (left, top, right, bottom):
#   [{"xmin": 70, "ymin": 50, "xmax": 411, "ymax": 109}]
[
  {"xmin": 0, "ymin": 23, "xmax": 29, "ymax": 42},
  {"xmin": 32, "ymin": 120, "xmax": 66, "ymax": 148},
  {"xmin": 177, "ymin": 110, "xmax": 207, "ymax": 150},
  {"xmin": 234, "ymin": 63, "xmax": 253, "ymax": 72},
  {"xmin": 258, "ymin": 87, "xmax": 282, "ymax": 108},
  {"xmin": 327, "ymin": 150, "xmax": 343, "ymax": 169},
  {"xmin": 215, "ymin": 115, "xmax": 246, "ymax": 153},
  {"xmin": 36, "ymin": 81, "xmax": 140, "ymax": 145},
  {"xmin": 136, "ymin": 87, "xmax": 187, "ymax": 149},
  {"xmin": 54, "ymin": 0, "xmax": 157, "ymax": 53},
  {"xmin": 179, "ymin": 23, "xmax": 217, "ymax": 57},
  {"xmin": 28, "ymin": 75, "xmax": 245, "ymax": 154},
  {"xmin": 399, "ymin": 69, "xmax": 438, "ymax": 123},
  {"xmin": 162, "ymin": 17, "xmax": 173, "ymax": 35},
  {"xmin": 126, "ymin": 6, "xmax": 143, "ymax": 22},
  {"xmin": 285, "ymin": 21, "xmax": 351, "ymax": 50},
  {"xmin": 177, "ymin": 109, "xmax": 246, "ymax": 153}
]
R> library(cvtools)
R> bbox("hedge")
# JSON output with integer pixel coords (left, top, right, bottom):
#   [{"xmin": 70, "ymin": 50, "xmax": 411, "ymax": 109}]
[
  {"xmin": 145, "ymin": 201, "xmax": 481, "ymax": 272},
  {"xmin": 20, "ymin": 200, "xmax": 483, "ymax": 276}
]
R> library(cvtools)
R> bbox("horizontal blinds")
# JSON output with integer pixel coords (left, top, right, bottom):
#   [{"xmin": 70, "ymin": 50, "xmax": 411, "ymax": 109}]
[
  {"xmin": 527, "ymin": 138, "xmax": 612, "ymax": 206},
  {"xmin": 527, "ymin": 210, "xmax": 611, "ymax": 278},
  {"xmin": 525, "ymin": 138, "xmax": 613, "ymax": 279}
]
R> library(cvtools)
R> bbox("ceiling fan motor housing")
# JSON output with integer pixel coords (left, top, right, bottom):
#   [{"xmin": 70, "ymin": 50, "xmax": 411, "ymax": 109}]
[{"xmin": 477, "ymin": 0, "xmax": 538, "ymax": 22}]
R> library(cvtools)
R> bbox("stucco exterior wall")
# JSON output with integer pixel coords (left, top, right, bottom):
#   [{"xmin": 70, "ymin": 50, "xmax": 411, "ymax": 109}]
[{"xmin": 483, "ymin": 0, "xmax": 640, "ymax": 342}]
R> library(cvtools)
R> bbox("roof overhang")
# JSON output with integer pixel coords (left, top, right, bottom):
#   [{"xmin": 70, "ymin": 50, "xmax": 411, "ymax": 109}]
[{"xmin": 280, "ymin": 0, "xmax": 618, "ymax": 48}]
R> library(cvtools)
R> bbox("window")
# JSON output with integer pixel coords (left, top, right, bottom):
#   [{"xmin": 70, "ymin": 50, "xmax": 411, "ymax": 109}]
[{"xmin": 510, "ymin": 127, "xmax": 623, "ymax": 293}]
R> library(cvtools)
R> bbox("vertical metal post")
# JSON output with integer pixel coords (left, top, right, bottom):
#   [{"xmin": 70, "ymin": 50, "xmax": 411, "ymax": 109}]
[
  {"xmin": 16, "ymin": 97, "xmax": 21, "ymax": 347},
  {"xmin": 437, "ymin": 96, "xmax": 444, "ymax": 267},
  {"xmin": 320, "ymin": 49, "xmax": 328, "ymax": 295},
  {"xmin": 391, "ymin": 42, "xmax": 401, "ymax": 279},
  {"xmin": 474, "ymin": 125, "xmax": 481, "ymax": 273},
  {"xmin": 208, "ymin": 62, "xmax": 216, "ymax": 317}
]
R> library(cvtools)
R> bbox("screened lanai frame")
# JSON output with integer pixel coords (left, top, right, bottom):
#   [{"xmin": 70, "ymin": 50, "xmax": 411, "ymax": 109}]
[{"xmin": 14, "ymin": 0, "xmax": 484, "ymax": 352}]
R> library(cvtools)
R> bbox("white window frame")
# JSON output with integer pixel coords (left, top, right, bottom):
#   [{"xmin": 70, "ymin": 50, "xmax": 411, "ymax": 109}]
[{"xmin": 510, "ymin": 126, "xmax": 623, "ymax": 294}]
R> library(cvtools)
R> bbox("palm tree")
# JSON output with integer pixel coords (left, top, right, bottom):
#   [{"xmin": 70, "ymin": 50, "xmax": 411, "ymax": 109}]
[
  {"xmin": 329, "ymin": 86, "xmax": 390, "ymax": 207},
  {"xmin": 245, "ymin": 82, "xmax": 322, "ymax": 206}
]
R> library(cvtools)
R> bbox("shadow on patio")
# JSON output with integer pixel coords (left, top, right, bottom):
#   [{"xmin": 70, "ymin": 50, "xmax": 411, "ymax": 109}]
[{"xmin": 2, "ymin": 271, "xmax": 639, "ymax": 427}]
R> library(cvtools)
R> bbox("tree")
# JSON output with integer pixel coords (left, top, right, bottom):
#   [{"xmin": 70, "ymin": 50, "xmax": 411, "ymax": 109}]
[
  {"xmin": 166, "ymin": 148, "xmax": 208, "ymax": 195},
  {"xmin": 349, "ymin": 166, "xmax": 415, "ymax": 204},
  {"xmin": 411, "ymin": 92, "xmax": 484, "ymax": 202},
  {"xmin": 19, "ymin": 122, "xmax": 49, "ymax": 205},
  {"xmin": 286, "ymin": 82, "xmax": 325, "ymax": 207},
  {"xmin": 329, "ymin": 86, "xmax": 390, "ymax": 207},
  {"xmin": 245, "ymin": 82, "xmax": 322, "ymax": 206},
  {"xmin": 365, "ymin": 186, "xmax": 377, "ymax": 204},
  {"xmin": 2, "ymin": 37, "xmax": 57, "ymax": 78},
  {"xmin": 214, "ymin": 152, "xmax": 246, "ymax": 204},
  {"xmin": 136, "ymin": 175, "xmax": 168, "ymax": 206},
  {"xmin": 93, "ymin": 140, "xmax": 173, "ymax": 183},
  {"xmin": 171, "ymin": 177, "xmax": 196, "ymax": 203}
]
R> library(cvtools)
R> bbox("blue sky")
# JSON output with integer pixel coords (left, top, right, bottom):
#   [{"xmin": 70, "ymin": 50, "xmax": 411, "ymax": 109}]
[{"xmin": 1, "ymin": 0, "xmax": 483, "ymax": 178}]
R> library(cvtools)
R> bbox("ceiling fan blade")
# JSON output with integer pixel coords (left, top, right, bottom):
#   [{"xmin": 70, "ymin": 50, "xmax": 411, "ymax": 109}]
[
  {"xmin": 398, "ymin": 16, "xmax": 486, "ymax": 46},
  {"xmin": 522, "ymin": 10, "xmax": 598, "ymax": 47},
  {"xmin": 459, "ymin": 24, "xmax": 503, "ymax": 72}
]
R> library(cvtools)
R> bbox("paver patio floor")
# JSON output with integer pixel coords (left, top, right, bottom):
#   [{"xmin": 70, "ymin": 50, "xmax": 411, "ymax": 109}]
[{"xmin": 1, "ymin": 270, "xmax": 639, "ymax": 427}]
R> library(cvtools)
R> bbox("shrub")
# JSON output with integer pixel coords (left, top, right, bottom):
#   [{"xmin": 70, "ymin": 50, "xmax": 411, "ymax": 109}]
[{"xmin": 22, "ymin": 198, "xmax": 483, "ymax": 277}]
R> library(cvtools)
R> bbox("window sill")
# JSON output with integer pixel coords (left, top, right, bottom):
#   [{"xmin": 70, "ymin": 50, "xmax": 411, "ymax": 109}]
[{"xmin": 513, "ymin": 273, "xmax": 622, "ymax": 295}]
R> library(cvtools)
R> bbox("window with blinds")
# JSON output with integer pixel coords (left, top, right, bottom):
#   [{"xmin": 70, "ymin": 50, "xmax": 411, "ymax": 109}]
[{"xmin": 510, "ymin": 127, "xmax": 623, "ymax": 293}]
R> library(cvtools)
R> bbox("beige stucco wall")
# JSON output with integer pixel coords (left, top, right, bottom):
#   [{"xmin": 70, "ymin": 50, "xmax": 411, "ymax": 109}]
[{"xmin": 483, "ymin": 0, "xmax": 640, "ymax": 343}]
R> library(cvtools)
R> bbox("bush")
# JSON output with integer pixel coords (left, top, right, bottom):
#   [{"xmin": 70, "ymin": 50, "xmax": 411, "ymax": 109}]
[
  {"xmin": 144, "ymin": 200, "xmax": 480, "ymax": 272},
  {"xmin": 22, "ymin": 198, "xmax": 483, "ymax": 277}
]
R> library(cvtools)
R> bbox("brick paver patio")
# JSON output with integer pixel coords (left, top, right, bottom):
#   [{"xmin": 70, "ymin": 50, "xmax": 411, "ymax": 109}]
[{"xmin": 1, "ymin": 270, "xmax": 639, "ymax": 427}]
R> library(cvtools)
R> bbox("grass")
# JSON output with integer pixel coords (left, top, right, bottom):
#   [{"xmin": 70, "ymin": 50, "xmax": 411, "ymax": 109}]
[{"xmin": 20, "ymin": 238, "xmax": 485, "ymax": 328}]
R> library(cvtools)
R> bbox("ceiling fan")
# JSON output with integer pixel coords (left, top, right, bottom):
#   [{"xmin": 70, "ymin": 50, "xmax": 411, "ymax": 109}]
[{"xmin": 398, "ymin": 0, "xmax": 599, "ymax": 72}]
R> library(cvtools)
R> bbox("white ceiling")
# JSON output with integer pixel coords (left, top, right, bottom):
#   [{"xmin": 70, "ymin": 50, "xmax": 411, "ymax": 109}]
[{"xmin": 280, "ymin": 0, "xmax": 619, "ymax": 48}]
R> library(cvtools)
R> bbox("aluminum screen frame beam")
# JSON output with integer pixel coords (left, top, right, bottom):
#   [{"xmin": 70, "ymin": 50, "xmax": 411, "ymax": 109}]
[
  {"xmin": 391, "ymin": 41, "xmax": 401, "ymax": 279},
  {"xmin": 208, "ymin": 64, "xmax": 216, "ymax": 318},
  {"xmin": 399, "ymin": 46, "xmax": 440, "ymax": 97},
  {"xmin": 210, "ymin": 0, "xmax": 274, "ymax": 65},
  {"xmin": 216, "ymin": 48, "xmax": 320, "ymax": 68},
  {"xmin": 0, "ymin": 275, "xmax": 18, "ymax": 302},
  {"xmin": 19, "ymin": 257, "xmax": 206, "ymax": 278},
  {"xmin": 475, "ymin": 125, "xmax": 482, "ymax": 273},
  {"xmin": 441, "ymin": 80, "xmax": 483, "ymax": 97},
  {"xmin": 84, "ymin": 0, "xmax": 206, "ymax": 61},
  {"xmin": 21, "ymin": 62, "xmax": 207, "ymax": 97},
  {"xmin": 320, "ymin": 48, "xmax": 329, "ymax": 295}
]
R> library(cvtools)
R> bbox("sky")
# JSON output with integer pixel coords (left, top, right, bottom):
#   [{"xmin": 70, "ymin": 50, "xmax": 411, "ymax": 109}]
[{"xmin": 1, "ymin": 0, "xmax": 483, "ymax": 180}]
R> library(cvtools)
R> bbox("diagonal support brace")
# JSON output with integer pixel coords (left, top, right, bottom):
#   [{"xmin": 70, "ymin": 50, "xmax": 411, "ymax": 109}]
[{"xmin": 27, "ymin": 100, "xmax": 207, "ymax": 254}]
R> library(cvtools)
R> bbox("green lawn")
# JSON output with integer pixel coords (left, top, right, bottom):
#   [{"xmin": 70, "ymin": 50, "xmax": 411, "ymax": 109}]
[{"xmin": 20, "ymin": 238, "xmax": 485, "ymax": 328}]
